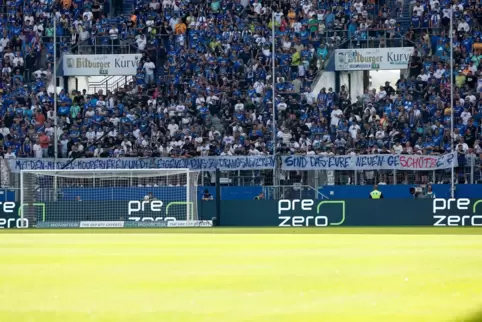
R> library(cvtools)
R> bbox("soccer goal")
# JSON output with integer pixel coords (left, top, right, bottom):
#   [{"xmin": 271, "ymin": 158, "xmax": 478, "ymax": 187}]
[{"xmin": 19, "ymin": 169, "xmax": 201, "ymax": 228}]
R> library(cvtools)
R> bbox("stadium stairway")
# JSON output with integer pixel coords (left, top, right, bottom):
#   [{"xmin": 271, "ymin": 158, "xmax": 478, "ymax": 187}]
[
  {"xmin": 310, "ymin": 40, "xmax": 343, "ymax": 95},
  {"xmin": 399, "ymin": 0, "xmax": 412, "ymax": 33},
  {"xmin": 154, "ymin": 66, "xmax": 164, "ymax": 83},
  {"xmin": 311, "ymin": 0, "xmax": 412, "ymax": 95},
  {"xmin": 123, "ymin": 0, "xmax": 135, "ymax": 15},
  {"xmin": 311, "ymin": 53, "xmax": 336, "ymax": 95}
]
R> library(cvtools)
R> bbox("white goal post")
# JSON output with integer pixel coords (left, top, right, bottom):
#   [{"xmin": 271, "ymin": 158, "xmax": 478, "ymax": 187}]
[{"xmin": 19, "ymin": 169, "xmax": 201, "ymax": 227}]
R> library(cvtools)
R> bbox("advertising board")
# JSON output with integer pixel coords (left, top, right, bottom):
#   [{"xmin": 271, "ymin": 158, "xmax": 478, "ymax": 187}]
[
  {"xmin": 198, "ymin": 199, "xmax": 482, "ymax": 227},
  {"xmin": 277, "ymin": 200, "xmax": 345, "ymax": 226},
  {"xmin": 334, "ymin": 47, "xmax": 414, "ymax": 71},
  {"xmin": 32, "ymin": 201, "xmax": 212, "ymax": 228},
  {"xmin": 0, "ymin": 202, "xmax": 28, "ymax": 229},
  {"xmin": 5, "ymin": 199, "xmax": 482, "ymax": 229},
  {"xmin": 432, "ymin": 198, "xmax": 482, "ymax": 226},
  {"xmin": 62, "ymin": 54, "xmax": 142, "ymax": 76}
]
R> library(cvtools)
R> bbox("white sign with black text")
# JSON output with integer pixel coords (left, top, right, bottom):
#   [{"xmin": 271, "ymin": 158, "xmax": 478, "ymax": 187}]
[
  {"xmin": 63, "ymin": 54, "xmax": 142, "ymax": 76},
  {"xmin": 335, "ymin": 47, "xmax": 414, "ymax": 71}
]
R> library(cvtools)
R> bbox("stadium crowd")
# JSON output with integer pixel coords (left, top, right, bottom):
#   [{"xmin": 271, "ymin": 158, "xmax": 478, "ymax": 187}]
[{"xmin": 0, "ymin": 0, "xmax": 480, "ymax": 183}]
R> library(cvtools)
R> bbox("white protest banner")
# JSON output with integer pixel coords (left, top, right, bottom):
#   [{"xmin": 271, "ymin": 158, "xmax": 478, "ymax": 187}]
[
  {"xmin": 281, "ymin": 153, "xmax": 458, "ymax": 171},
  {"xmin": 335, "ymin": 47, "xmax": 414, "ymax": 71},
  {"xmin": 63, "ymin": 54, "xmax": 142, "ymax": 76},
  {"xmin": 8, "ymin": 156, "xmax": 275, "ymax": 173}
]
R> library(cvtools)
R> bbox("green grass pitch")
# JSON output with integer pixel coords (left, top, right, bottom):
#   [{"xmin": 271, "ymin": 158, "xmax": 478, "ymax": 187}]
[{"xmin": 1, "ymin": 227, "xmax": 482, "ymax": 322}]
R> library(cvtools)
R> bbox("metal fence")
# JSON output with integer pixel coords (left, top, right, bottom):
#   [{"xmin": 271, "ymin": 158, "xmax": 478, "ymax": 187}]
[
  {"xmin": 2, "ymin": 156, "xmax": 480, "ymax": 191},
  {"xmin": 328, "ymin": 160, "xmax": 479, "ymax": 185},
  {"xmin": 263, "ymin": 184, "xmax": 330, "ymax": 200},
  {"xmin": 87, "ymin": 76, "xmax": 134, "ymax": 95},
  {"xmin": 75, "ymin": 37, "xmax": 140, "ymax": 55}
]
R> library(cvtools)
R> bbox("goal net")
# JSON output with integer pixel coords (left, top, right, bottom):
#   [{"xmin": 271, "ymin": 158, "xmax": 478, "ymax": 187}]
[{"xmin": 19, "ymin": 169, "xmax": 202, "ymax": 228}]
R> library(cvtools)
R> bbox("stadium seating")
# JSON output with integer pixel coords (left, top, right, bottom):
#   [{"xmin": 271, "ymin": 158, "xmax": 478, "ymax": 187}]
[{"xmin": 0, "ymin": 0, "xmax": 480, "ymax": 186}]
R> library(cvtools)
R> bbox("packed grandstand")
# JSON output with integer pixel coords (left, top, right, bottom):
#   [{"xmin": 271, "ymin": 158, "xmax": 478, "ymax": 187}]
[{"xmin": 0, "ymin": 0, "xmax": 480, "ymax": 184}]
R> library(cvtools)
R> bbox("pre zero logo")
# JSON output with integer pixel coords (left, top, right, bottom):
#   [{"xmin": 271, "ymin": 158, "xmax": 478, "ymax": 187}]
[
  {"xmin": 128, "ymin": 200, "xmax": 164, "ymax": 215},
  {"xmin": 0, "ymin": 218, "xmax": 28, "ymax": 229},
  {"xmin": 433, "ymin": 198, "xmax": 482, "ymax": 226},
  {"xmin": 127, "ymin": 200, "xmax": 177, "ymax": 222},
  {"xmin": 0, "ymin": 202, "xmax": 30, "ymax": 229},
  {"xmin": 278, "ymin": 200, "xmax": 345, "ymax": 227}
]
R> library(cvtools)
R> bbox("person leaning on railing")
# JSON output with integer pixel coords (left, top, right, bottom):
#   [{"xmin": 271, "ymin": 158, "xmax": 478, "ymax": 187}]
[
  {"xmin": 369, "ymin": 185, "xmax": 384, "ymax": 199},
  {"xmin": 202, "ymin": 189, "xmax": 214, "ymax": 201},
  {"xmin": 425, "ymin": 185, "xmax": 436, "ymax": 199},
  {"xmin": 253, "ymin": 192, "xmax": 265, "ymax": 200}
]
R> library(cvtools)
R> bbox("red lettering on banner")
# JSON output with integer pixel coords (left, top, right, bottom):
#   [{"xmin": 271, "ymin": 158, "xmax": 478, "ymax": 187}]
[
  {"xmin": 427, "ymin": 158, "xmax": 437, "ymax": 168},
  {"xmin": 399, "ymin": 156, "xmax": 437, "ymax": 169}
]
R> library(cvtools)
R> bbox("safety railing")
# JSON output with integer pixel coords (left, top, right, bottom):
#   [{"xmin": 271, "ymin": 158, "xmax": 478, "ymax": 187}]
[
  {"xmin": 263, "ymin": 184, "xmax": 330, "ymax": 200},
  {"xmin": 88, "ymin": 75, "xmax": 134, "ymax": 94},
  {"xmin": 76, "ymin": 37, "xmax": 140, "ymax": 55},
  {"xmin": 310, "ymin": 30, "xmax": 409, "ymax": 91},
  {"xmin": 5, "ymin": 159, "xmax": 480, "ymax": 190},
  {"xmin": 333, "ymin": 159, "xmax": 479, "ymax": 186}
]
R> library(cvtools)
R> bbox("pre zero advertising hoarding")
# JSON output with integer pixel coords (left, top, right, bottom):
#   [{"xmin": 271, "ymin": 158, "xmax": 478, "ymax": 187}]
[
  {"xmin": 63, "ymin": 54, "xmax": 142, "ymax": 76},
  {"xmin": 0, "ymin": 202, "xmax": 29, "ymax": 229},
  {"xmin": 198, "ymin": 199, "xmax": 482, "ymax": 227},
  {"xmin": 334, "ymin": 47, "xmax": 414, "ymax": 71},
  {"xmin": 31, "ymin": 201, "xmax": 213, "ymax": 228},
  {"xmin": 3, "ymin": 199, "xmax": 482, "ymax": 228}
]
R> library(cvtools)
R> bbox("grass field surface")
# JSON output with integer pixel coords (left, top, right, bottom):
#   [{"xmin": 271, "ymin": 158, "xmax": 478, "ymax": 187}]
[{"xmin": 0, "ymin": 228, "xmax": 482, "ymax": 322}]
